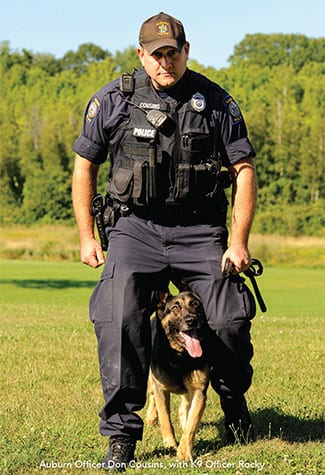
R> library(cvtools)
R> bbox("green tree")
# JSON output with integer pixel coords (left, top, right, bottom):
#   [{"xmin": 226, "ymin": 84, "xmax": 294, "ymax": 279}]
[
  {"xmin": 61, "ymin": 43, "xmax": 111, "ymax": 73},
  {"xmin": 113, "ymin": 46, "xmax": 141, "ymax": 73},
  {"xmin": 229, "ymin": 34, "xmax": 325, "ymax": 71}
]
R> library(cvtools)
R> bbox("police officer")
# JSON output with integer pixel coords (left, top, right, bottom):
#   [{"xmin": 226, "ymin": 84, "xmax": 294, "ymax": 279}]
[{"xmin": 72, "ymin": 12, "xmax": 257, "ymax": 470}]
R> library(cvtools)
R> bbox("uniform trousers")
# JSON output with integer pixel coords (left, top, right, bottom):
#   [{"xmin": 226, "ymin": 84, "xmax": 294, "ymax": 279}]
[{"xmin": 89, "ymin": 215, "xmax": 256, "ymax": 440}]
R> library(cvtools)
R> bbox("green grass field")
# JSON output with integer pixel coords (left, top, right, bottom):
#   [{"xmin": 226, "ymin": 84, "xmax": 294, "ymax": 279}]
[{"xmin": 0, "ymin": 260, "xmax": 324, "ymax": 475}]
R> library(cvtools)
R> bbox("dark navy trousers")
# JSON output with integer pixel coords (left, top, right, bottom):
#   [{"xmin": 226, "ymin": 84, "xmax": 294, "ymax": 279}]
[{"xmin": 89, "ymin": 215, "xmax": 256, "ymax": 440}]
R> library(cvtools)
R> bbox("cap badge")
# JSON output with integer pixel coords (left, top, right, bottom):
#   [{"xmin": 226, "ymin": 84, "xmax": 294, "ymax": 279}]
[
  {"xmin": 156, "ymin": 21, "xmax": 169, "ymax": 36},
  {"xmin": 191, "ymin": 92, "xmax": 206, "ymax": 112}
]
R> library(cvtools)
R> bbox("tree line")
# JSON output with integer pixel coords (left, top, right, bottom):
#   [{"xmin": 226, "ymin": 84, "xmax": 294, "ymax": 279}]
[{"xmin": 0, "ymin": 34, "xmax": 324, "ymax": 236}]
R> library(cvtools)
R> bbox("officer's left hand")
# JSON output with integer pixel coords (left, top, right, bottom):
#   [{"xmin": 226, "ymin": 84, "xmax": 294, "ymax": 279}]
[{"xmin": 221, "ymin": 245, "xmax": 251, "ymax": 276}]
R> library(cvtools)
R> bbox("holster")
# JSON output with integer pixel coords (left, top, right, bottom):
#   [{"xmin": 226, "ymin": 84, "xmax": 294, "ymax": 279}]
[
  {"xmin": 103, "ymin": 195, "xmax": 130, "ymax": 228},
  {"xmin": 90, "ymin": 194, "xmax": 108, "ymax": 251},
  {"xmin": 90, "ymin": 194, "xmax": 131, "ymax": 251}
]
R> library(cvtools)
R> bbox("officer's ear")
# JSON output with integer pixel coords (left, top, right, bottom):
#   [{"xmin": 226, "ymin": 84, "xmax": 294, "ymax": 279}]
[
  {"xmin": 183, "ymin": 41, "xmax": 190, "ymax": 60},
  {"xmin": 137, "ymin": 46, "xmax": 145, "ymax": 65}
]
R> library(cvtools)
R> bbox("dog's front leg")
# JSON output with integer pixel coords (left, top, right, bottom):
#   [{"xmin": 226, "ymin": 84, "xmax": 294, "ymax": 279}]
[
  {"xmin": 178, "ymin": 394, "xmax": 190, "ymax": 430},
  {"xmin": 176, "ymin": 390, "xmax": 206, "ymax": 461},
  {"xmin": 151, "ymin": 378, "xmax": 177, "ymax": 449},
  {"xmin": 146, "ymin": 374, "xmax": 158, "ymax": 426}
]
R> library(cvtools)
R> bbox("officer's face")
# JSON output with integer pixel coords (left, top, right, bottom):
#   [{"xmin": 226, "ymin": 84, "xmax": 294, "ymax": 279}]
[{"xmin": 137, "ymin": 43, "xmax": 190, "ymax": 90}]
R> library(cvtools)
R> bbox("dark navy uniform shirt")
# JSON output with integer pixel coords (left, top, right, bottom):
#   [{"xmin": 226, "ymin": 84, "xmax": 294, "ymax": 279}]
[{"xmin": 73, "ymin": 68, "xmax": 255, "ymax": 167}]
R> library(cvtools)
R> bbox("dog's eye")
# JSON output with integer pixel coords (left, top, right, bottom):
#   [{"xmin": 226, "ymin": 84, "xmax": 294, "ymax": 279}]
[
  {"xmin": 170, "ymin": 302, "xmax": 181, "ymax": 313},
  {"xmin": 189, "ymin": 299, "xmax": 199, "ymax": 309}
]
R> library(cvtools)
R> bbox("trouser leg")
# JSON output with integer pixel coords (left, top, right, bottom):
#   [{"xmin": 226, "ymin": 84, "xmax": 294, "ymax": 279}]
[
  {"xmin": 92, "ymin": 272, "xmax": 153, "ymax": 439},
  {"xmin": 167, "ymin": 224, "xmax": 256, "ymax": 397},
  {"xmin": 167, "ymin": 224, "xmax": 256, "ymax": 443},
  {"xmin": 89, "ymin": 217, "xmax": 168, "ymax": 440},
  {"xmin": 194, "ymin": 275, "xmax": 255, "ymax": 397}
]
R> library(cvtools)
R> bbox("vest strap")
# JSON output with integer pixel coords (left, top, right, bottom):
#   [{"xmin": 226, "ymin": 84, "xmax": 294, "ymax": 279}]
[
  {"xmin": 132, "ymin": 160, "xmax": 146, "ymax": 199},
  {"xmin": 175, "ymin": 164, "xmax": 191, "ymax": 199}
]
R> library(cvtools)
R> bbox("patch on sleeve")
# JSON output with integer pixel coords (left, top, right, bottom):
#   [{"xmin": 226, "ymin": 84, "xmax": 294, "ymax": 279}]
[
  {"xmin": 224, "ymin": 96, "xmax": 243, "ymax": 124},
  {"xmin": 86, "ymin": 97, "xmax": 100, "ymax": 124}
]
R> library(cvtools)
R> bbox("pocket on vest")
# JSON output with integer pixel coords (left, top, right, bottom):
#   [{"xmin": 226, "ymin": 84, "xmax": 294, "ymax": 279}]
[{"xmin": 110, "ymin": 168, "xmax": 134, "ymax": 202}]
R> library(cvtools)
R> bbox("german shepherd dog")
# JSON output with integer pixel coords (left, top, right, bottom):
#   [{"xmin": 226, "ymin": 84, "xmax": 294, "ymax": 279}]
[{"xmin": 146, "ymin": 289, "xmax": 210, "ymax": 461}]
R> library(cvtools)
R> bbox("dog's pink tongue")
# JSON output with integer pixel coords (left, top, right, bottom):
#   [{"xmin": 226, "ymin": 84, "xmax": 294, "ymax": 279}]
[{"xmin": 180, "ymin": 332, "xmax": 203, "ymax": 358}]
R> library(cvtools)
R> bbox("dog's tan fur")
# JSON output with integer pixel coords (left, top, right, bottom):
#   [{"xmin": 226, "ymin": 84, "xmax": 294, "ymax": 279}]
[{"xmin": 146, "ymin": 290, "xmax": 210, "ymax": 461}]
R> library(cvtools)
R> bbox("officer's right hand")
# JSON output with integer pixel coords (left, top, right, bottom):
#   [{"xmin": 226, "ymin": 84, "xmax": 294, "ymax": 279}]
[{"xmin": 80, "ymin": 237, "xmax": 105, "ymax": 268}]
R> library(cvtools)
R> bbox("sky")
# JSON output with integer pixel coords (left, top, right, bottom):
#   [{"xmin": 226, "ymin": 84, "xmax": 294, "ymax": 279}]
[{"xmin": 1, "ymin": 0, "xmax": 324, "ymax": 69}]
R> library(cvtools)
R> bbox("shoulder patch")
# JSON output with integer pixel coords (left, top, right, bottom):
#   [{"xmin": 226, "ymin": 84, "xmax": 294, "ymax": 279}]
[
  {"xmin": 86, "ymin": 97, "xmax": 100, "ymax": 124},
  {"xmin": 224, "ymin": 96, "xmax": 242, "ymax": 124}
]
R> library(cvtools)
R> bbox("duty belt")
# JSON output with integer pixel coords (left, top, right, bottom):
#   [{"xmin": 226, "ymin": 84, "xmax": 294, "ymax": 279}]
[{"xmin": 131, "ymin": 202, "xmax": 226, "ymax": 226}]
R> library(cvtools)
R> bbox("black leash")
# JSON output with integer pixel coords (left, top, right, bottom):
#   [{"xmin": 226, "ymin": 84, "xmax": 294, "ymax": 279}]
[
  {"xmin": 223, "ymin": 257, "xmax": 267, "ymax": 313},
  {"xmin": 244, "ymin": 258, "xmax": 267, "ymax": 313}
]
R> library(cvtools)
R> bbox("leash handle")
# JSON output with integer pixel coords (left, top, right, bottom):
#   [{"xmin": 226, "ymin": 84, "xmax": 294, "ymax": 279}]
[{"xmin": 244, "ymin": 259, "xmax": 267, "ymax": 313}]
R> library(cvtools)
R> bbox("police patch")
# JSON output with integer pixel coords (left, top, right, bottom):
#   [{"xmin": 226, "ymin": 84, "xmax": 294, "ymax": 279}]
[
  {"xmin": 133, "ymin": 128, "xmax": 157, "ymax": 139},
  {"xmin": 224, "ymin": 96, "xmax": 242, "ymax": 124},
  {"xmin": 86, "ymin": 97, "xmax": 100, "ymax": 123},
  {"xmin": 191, "ymin": 92, "xmax": 206, "ymax": 112}
]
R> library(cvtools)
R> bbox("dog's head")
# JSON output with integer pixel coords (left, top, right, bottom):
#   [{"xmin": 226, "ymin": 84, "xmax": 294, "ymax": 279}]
[{"xmin": 156, "ymin": 290, "xmax": 206, "ymax": 358}]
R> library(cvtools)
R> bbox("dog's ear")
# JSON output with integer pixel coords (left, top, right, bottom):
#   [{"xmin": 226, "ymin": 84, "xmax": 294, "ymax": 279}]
[
  {"xmin": 171, "ymin": 278, "xmax": 190, "ymax": 292},
  {"xmin": 156, "ymin": 289, "xmax": 170, "ymax": 306},
  {"xmin": 153, "ymin": 289, "xmax": 171, "ymax": 316}
]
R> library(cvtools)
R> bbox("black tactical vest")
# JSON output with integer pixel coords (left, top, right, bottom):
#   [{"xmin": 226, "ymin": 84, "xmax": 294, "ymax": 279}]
[{"xmin": 107, "ymin": 69, "xmax": 227, "ymax": 213}]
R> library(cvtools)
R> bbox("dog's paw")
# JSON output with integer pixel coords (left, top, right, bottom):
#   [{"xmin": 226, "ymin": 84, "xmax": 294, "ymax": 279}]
[
  {"xmin": 163, "ymin": 436, "xmax": 177, "ymax": 450},
  {"xmin": 176, "ymin": 445, "xmax": 192, "ymax": 462}
]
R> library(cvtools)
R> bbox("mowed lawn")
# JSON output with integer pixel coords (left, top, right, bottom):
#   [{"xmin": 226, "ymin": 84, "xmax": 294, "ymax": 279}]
[{"xmin": 0, "ymin": 260, "xmax": 324, "ymax": 475}]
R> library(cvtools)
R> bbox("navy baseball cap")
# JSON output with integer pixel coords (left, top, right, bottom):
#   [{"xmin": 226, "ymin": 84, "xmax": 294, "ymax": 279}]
[{"xmin": 139, "ymin": 12, "xmax": 186, "ymax": 54}]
